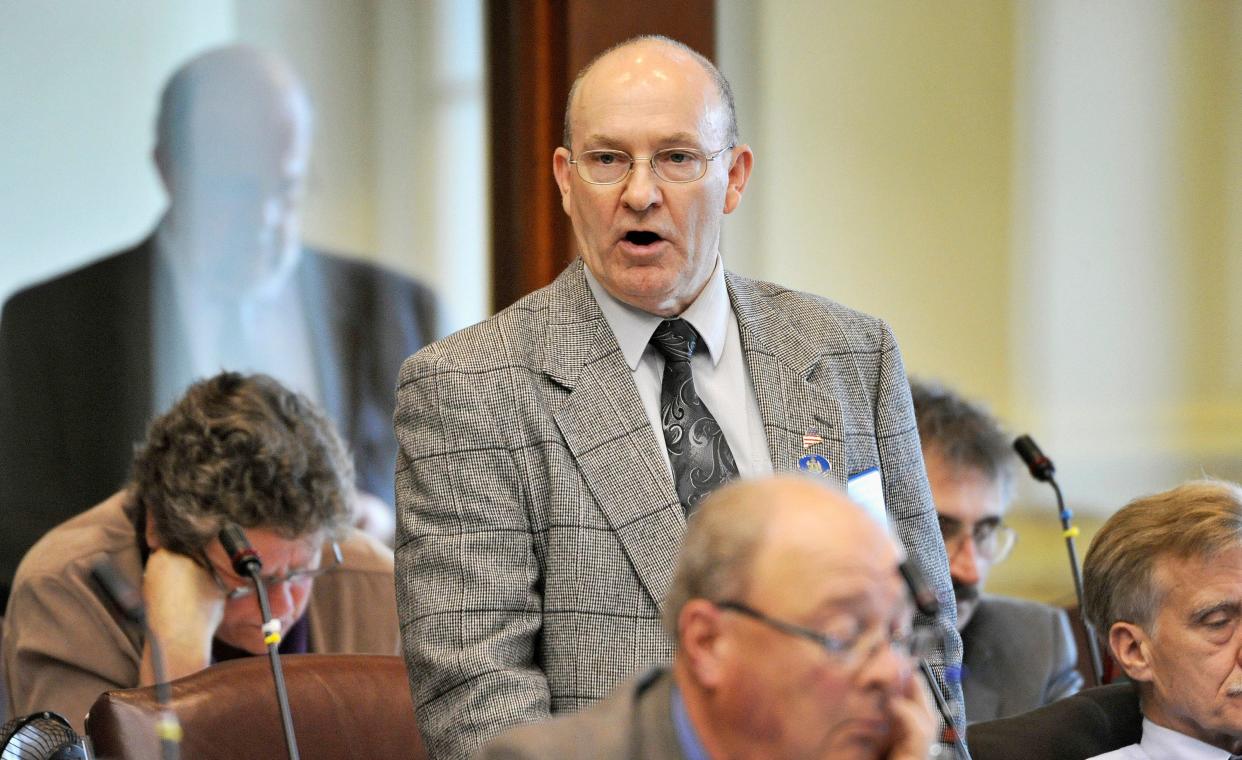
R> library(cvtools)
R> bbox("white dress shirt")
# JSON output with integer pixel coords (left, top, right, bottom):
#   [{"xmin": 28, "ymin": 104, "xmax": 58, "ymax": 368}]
[
  {"xmin": 1088, "ymin": 718, "xmax": 1240, "ymax": 760},
  {"xmin": 584, "ymin": 256, "xmax": 772, "ymax": 479},
  {"xmin": 152, "ymin": 218, "xmax": 321, "ymax": 415}
]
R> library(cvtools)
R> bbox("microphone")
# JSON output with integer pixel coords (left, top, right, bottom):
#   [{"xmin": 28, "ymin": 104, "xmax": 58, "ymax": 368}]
[
  {"xmin": 898, "ymin": 560, "xmax": 971, "ymax": 760},
  {"xmin": 1012, "ymin": 434, "xmax": 1105, "ymax": 686},
  {"xmin": 90, "ymin": 559, "xmax": 180, "ymax": 760},
  {"xmin": 1013, "ymin": 434, "xmax": 1055, "ymax": 482},
  {"xmin": 90, "ymin": 560, "xmax": 145, "ymax": 625},
  {"xmin": 219, "ymin": 523, "xmax": 262, "ymax": 576},
  {"xmin": 218, "ymin": 524, "xmax": 300, "ymax": 760}
]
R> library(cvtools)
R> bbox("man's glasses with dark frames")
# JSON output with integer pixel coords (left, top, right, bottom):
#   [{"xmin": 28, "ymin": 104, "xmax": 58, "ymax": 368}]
[{"xmin": 715, "ymin": 600, "xmax": 934, "ymax": 665}]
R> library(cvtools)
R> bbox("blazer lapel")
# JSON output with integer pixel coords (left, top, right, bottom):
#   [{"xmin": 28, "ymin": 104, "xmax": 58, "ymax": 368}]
[
  {"xmin": 727, "ymin": 272, "xmax": 847, "ymax": 491},
  {"xmin": 298, "ymin": 251, "xmax": 348, "ymax": 436},
  {"xmin": 546, "ymin": 261, "xmax": 685, "ymax": 611}
]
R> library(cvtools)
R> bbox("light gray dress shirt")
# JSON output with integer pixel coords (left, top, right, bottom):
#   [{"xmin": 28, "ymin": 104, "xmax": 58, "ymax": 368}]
[
  {"xmin": 583, "ymin": 256, "xmax": 772, "ymax": 479},
  {"xmin": 152, "ymin": 218, "xmax": 321, "ymax": 414},
  {"xmin": 1088, "ymin": 718, "xmax": 1240, "ymax": 760}
]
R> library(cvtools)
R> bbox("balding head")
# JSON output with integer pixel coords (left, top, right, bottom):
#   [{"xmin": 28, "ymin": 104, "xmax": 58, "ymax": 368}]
[
  {"xmin": 153, "ymin": 45, "xmax": 313, "ymax": 294},
  {"xmin": 155, "ymin": 44, "xmax": 311, "ymax": 180},
  {"xmin": 666, "ymin": 476, "xmax": 918, "ymax": 760},
  {"xmin": 563, "ymin": 35, "xmax": 738, "ymax": 151},
  {"xmin": 664, "ymin": 476, "xmax": 899, "ymax": 639}
]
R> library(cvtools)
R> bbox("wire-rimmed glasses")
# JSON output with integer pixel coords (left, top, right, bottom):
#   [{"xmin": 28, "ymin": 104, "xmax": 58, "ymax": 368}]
[
  {"xmin": 203, "ymin": 541, "xmax": 343, "ymax": 601},
  {"xmin": 568, "ymin": 144, "xmax": 734, "ymax": 185}
]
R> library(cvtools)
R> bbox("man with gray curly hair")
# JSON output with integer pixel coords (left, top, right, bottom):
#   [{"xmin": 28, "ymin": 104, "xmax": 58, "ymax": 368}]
[{"xmin": 2, "ymin": 372, "xmax": 400, "ymax": 732}]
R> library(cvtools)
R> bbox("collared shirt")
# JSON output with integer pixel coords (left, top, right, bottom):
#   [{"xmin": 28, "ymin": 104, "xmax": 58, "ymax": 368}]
[
  {"xmin": 1087, "ymin": 718, "xmax": 1240, "ymax": 760},
  {"xmin": 584, "ymin": 256, "xmax": 772, "ymax": 479},
  {"xmin": 671, "ymin": 684, "xmax": 711, "ymax": 760},
  {"xmin": 152, "ymin": 217, "xmax": 321, "ymax": 414}
]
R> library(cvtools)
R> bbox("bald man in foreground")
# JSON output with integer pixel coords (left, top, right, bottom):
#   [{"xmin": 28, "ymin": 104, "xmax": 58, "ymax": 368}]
[
  {"xmin": 395, "ymin": 35, "xmax": 959, "ymax": 758},
  {"xmin": 478, "ymin": 477, "xmax": 936, "ymax": 760}
]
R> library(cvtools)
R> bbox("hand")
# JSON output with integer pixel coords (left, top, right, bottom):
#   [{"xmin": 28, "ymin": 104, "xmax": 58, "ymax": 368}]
[
  {"xmin": 885, "ymin": 672, "xmax": 937, "ymax": 760},
  {"xmin": 138, "ymin": 548, "xmax": 226, "ymax": 684}
]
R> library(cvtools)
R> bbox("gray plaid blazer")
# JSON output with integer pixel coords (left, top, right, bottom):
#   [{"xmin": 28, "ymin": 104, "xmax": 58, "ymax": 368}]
[{"xmin": 394, "ymin": 259, "xmax": 962, "ymax": 759}]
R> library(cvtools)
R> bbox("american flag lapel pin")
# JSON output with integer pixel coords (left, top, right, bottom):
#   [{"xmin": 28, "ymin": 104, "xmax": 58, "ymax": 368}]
[{"xmin": 802, "ymin": 429, "xmax": 823, "ymax": 449}]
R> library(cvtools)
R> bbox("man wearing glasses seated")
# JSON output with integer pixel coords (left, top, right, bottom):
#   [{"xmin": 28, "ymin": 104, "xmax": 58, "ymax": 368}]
[
  {"xmin": 2, "ymin": 372, "xmax": 399, "ymax": 731},
  {"xmin": 911, "ymin": 379, "xmax": 1083, "ymax": 723},
  {"xmin": 478, "ymin": 476, "xmax": 937, "ymax": 760}
]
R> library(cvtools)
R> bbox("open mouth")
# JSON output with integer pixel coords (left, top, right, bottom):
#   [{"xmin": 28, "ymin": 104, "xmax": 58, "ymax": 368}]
[{"xmin": 624, "ymin": 230, "xmax": 663, "ymax": 247}]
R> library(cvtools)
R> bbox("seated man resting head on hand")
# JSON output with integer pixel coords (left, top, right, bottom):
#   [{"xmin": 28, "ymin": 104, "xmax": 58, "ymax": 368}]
[{"xmin": 2, "ymin": 372, "xmax": 400, "ymax": 731}]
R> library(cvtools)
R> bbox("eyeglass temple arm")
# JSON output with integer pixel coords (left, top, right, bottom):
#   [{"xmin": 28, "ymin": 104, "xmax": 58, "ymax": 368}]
[{"xmin": 898, "ymin": 559, "xmax": 973, "ymax": 760}]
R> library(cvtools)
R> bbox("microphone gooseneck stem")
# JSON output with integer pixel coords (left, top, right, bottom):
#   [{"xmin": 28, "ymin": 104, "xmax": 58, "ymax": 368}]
[
  {"xmin": 92, "ymin": 560, "xmax": 180, "ymax": 760},
  {"xmin": 898, "ymin": 561, "xmax": 970, "ymax": 760},
  {"xmin": 1050, "ymin": 478, "xmax": 1105, "ymax": 687},
  {"xmin": 146, "ymin": 627, "xmax": 181, "ymax": 760},
  {"xmin": 917, "ymin": 660, "xmax": 972, "ymax": 760},
  {"xmin": 246, "ymin": 566, "xmax": 301, "ymax": 760}
]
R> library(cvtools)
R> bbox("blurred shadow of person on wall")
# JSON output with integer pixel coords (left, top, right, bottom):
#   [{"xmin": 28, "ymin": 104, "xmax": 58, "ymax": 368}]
[{"xmin": 0, "ymin": 44, "xmax": 437, "ymax": 608}]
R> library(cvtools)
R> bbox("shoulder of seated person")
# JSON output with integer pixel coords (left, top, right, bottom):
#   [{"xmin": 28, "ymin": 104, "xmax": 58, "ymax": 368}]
[
  {"xmin": 978, "ymin": 593, "xmax": 1066, "ymax": 623},
  {"xmin": 14, "ymin": 490, "xmax": 138, "ymax": 583},
  {"xmin": 333, "ymin": 528, "xmax": 394, "ymax": 574}
]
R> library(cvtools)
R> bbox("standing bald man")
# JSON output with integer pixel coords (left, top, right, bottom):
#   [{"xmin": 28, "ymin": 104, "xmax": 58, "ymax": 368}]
[
  {"xmin": 0, "ymin": 45, "xmax": 437, "ymax": 602},
  {"xmin": 394, "ymin": 35, "xmax": 960, "ymax": 759}
]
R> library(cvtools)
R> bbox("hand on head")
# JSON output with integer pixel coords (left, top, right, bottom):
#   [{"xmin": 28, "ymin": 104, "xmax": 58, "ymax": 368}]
[{"xmin": 139, "ymin": 545, "xmax": 226, "ymax": 683}]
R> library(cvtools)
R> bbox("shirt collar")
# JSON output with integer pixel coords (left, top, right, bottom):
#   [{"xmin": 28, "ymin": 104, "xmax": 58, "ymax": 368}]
[
  {"xmin": 1140, "ymin": 718, "xmax": 1237, "ymax": 759},
  {"xmin": 583, "ymin": 256, "xmax": 729, "ymax": 371},
  {"xmin": 671, "ymin": 684, "xmax": 712, "ymax": 760}
]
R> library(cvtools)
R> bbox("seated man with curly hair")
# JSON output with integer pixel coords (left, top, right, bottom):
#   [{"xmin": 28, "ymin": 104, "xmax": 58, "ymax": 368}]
[{"xmin": 2, "ymin": 372, "xmax": 400, "ymax": 731}]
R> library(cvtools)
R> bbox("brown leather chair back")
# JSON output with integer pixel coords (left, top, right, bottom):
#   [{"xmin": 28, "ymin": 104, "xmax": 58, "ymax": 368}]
[{"xmin": 86, "ymin": 654, "xmax": 425, "ymax": 760}]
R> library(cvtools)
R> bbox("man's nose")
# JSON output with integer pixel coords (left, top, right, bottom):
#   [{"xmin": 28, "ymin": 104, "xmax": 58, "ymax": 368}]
[
  {"xmin": 950, "ymin": 537, "xmax": 982, "ymax": 587},
  {"xmin": 858, "ymin": 634, "xmax": 910, "ymax": 693},
  {"xmin": 620, "ymin": 161, "xmax": 662, "ymax": 211}
]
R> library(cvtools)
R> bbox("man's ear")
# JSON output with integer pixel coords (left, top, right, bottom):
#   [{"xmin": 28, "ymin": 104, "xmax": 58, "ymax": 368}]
[
  {"xmin": 552, "ymin": 147, "xmax": 574, "ymax": 216},
  {"xmin": 1109, "ymin": 621, "xmax": 1154, "ymax": 683},
  {"xmin": 678, "ymin": 600, "xmax": 729, "ymax": 688},
  {"xmin": 722, "ymin": 144, "xmax": 753, "ymax": 215}
]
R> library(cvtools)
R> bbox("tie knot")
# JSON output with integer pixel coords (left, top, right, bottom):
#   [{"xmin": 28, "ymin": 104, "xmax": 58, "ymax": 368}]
[{"xmin": 651, "ymin": 319, "xmax": 698, "ymax": 363}]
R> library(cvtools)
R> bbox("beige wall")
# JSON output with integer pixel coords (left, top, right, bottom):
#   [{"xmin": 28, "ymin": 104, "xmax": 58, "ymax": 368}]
[{"xmin": 720, "ymin": 1, "xmax": 1242, "ymax": 527}]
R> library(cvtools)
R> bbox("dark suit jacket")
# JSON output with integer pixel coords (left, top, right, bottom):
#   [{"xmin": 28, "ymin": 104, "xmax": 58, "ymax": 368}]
[
  {"xmin": 394, "ymin": 259, "xmax": 961, "ymax": 760},
  {"xmin": 967, "ymin": 682, "xmax": 1141, "ymax": 760},
  {"xmin": 475, "ymin": 668, "xmax": 682, "ymax": 760},
  {"xmin": 0, "ymin": 237, "xmax": 436, "ymax": 600},
  {"xmin": 962, "ymin": 594, "xmax": 1084, "ymax": 723}
]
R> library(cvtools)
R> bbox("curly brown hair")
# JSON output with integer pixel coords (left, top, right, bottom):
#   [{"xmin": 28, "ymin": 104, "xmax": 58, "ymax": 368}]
[{"xmin": 131, "ymin": 372, "xmax": 354, "ymax": 555}]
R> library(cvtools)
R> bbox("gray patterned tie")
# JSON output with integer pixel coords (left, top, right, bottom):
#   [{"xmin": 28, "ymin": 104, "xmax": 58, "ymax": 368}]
[{"xmin": 650, "ymin": 318, "xmax": 739, "ymax": 516}]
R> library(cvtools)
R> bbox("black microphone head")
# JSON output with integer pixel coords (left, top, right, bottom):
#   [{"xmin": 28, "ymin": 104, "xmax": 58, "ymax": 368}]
[
  {"xmin": 219, "ymin": 523, "xmax": 262, "ymax": 575},
  {"xmin": 90, "ymin": 559, "xmax": 146, "ymax": 625},
  {"xmin": 898, "ymin": 560, "xmax": 941, "ymax": 618},
  {"xmin": 1013, "ymin": 434, "xmax": 1056, "ymax": 482}
]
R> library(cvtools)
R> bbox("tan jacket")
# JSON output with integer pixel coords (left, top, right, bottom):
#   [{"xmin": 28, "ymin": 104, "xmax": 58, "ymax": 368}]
[{"xmin": 2, "ymin": 491, "xmax": 400, "ymax": 731}]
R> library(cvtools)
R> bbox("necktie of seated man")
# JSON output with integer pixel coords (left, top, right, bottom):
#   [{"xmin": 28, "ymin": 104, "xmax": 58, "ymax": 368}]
[{"xmin": 650, "ymin": 318, "xmax": 739, "ymax": 516}]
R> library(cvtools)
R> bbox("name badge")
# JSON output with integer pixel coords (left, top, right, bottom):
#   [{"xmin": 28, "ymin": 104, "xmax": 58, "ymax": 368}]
[{"xmin": 847, "ymin": 467, "xmax": 888, "ymax": 530}]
